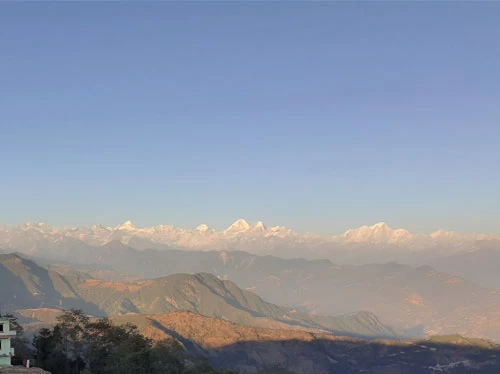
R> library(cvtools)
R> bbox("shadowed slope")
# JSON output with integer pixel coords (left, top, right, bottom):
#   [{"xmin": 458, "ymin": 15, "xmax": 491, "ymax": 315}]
[
  {"xmin": 0, "ymin": 254, "xmax": 104, "ymax": 316},
  {"xmin": 110, "ymin": 312, "xmax": 500, "ymax": 374}
]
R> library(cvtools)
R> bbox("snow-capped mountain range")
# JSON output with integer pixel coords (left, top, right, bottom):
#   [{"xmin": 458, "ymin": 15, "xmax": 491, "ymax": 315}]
[{"xmin": 0, "ymin": 220, "xmax": 498, "ymax": 262}]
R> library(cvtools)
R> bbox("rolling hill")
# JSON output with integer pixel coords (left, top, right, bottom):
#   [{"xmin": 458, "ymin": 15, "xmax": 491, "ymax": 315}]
[
  {"xmin": 16, "ymin": 245, "xmax": 500, "ymax": 341},
  {"xmin": 0, "ymin": 254, "xmax": 395, "ymax": 339}
]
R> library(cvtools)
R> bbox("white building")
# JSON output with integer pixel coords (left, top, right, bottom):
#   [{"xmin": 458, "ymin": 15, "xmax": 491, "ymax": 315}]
[{"xmin": 0, "ymin": 318, "xmax": 15, "ymax": 366}]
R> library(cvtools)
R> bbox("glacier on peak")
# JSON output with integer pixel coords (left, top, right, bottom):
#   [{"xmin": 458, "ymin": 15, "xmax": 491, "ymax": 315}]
[
  {"xmin": 116, "ymin": 221, "xmax": 136, "ymax": 231},
  {"xmin": 196, "ymin": 224, "xmax": 210, "ymax": 233},
  {"xmin": 429, "ymin": 229, "xmax": 465, "ymax": 241},
  {"xmin": 224, "ymin": 219, "xmax": 251, "ymax": 234},
  {"xmin": 21, "ymin": 222, "xmax": 51, "ymax": 230},
  {"xmin": 371, "ymin": 222, "xmax": 389, "ymax": 229},
  {"xmin": 251, "ymin": 221, "xmax": 267, "ymax": 231},
  {"xmin": 342, "ymin": 222, "xmax": 414, "ymax": 243},
  {"xmin": 1, "ymin": 219, "xmax": 498, "ymax": 260}
]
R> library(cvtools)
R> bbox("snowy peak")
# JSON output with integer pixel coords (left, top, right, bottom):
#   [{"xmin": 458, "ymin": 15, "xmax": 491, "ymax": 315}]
[
  {"xmin": 224, "ymin": 219, "xmax": 251, "ymax": 234},
  {"xmin": 21, "ymin": 222, "xmax": 51, "ymax": 231},
  {"xmin": 116, "ymin": 221, "xmax": 136, "ymax": 231},
  {"xmin": 196, "ymin": 224, "xmax": 210, "ymax": 233},
  {"xmin": 342, "ymin": 222, "xmax": 412, "ymax": 243},
  {"xmin": 430, "ymin": 229, "xmax": 460, "ymax": 240},
  {"xmin": 371, "ymin": 222, "xmax": 390, "ymax": 230},
  {"xmin": 1, "ymin": 219, "xmax": 498, "ymax": 258},
  {"xmin": 255, "ymin": 221, "xmax": 266, "ymax": 228},
  {"xmin": 369, "ymin": 222, "xmax": 393, "ymax": 237},
  {"xmin": 250, "ymin": 221, "xmax": 267, "ymax": 232}
]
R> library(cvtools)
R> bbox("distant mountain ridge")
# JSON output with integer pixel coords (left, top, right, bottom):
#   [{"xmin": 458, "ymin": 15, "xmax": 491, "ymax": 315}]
[
  {"xmin": 6, "ymin": 246, "xmax": 500, "ymax": 342},
  {"xmin": 1, "ymin": 220, "xmax": 498, "ymax": 262},
  {"xmin": 0, "ymin": 253, "xmax": 396, "ymax": 340}
]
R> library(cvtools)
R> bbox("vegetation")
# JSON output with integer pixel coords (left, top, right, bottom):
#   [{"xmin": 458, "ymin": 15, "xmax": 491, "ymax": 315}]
[{"xmin": 32, "ymin": 309, "xmax": 233, "ymax": 374}]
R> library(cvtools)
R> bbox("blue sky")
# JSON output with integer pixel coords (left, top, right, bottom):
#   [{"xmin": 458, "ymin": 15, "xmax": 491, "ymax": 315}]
[{"xmin": 1, "ymin": 3, "xmax": 499, "ymax": 234}]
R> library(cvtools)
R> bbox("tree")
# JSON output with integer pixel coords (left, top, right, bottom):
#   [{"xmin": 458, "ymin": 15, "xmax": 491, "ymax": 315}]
[
  {"xmin": 57, "ymin": 308, "xmax": 89, "ymax": 373},
  {"xmin": 33, "ymin": 327, "xmax": 72, "ymax": 374},
  {"xmin": 150, "ymin": 339, "xmax": 184, "ymax": 374},
  {"xmin": 32, "ymin": 309, "xmax": 234, "ymax": 374}
]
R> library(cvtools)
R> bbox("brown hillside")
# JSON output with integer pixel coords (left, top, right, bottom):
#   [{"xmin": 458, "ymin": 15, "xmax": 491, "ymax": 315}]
[{"xmin": 111, "ymin": 311, "xmax": 348, "ymax": 349}]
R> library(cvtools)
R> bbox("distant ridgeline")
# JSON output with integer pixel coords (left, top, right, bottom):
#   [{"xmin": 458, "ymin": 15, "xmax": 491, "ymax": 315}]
[{"xmin": 0, "ymin": 253, "xmax": 396, "ymax": 340}]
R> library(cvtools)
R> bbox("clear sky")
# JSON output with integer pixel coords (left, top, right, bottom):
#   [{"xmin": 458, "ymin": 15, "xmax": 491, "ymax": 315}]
[{"xmin": 1, "ymin": 2, "xmax": 499, "ymax": 234}]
